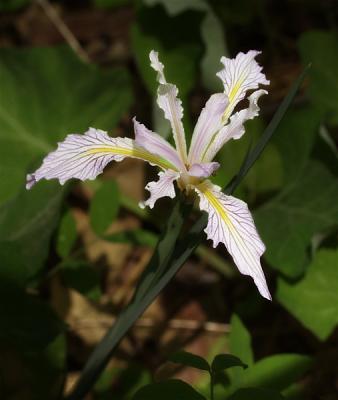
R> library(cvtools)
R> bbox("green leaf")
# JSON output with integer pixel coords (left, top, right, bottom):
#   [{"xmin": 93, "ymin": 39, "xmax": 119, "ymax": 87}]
[
  {"xmin": 228, "ymin": 387, "xmax": 286, "ymax": 400},
  {"xmin": 228, "ymin": 315, "xmax": 254, "ymax": 384},
  {"xmin": 0, "ymin": 182, "xmax": 64, "ymax": 285},
  {"xmin": 299, "ymin": 31, "xmax": 338, "ymax": 124},
  {"xmin": 93, "ymin": 0, "xmax": 130, "ymax": 8},
  {"xmin": 104, "ymin": 228, "xmax": 158, "ymax": 247},
  {"xmin": 61, "ymin": 260, "xmax": 101, "ymax": 302},
  {"xmin": 255, "ymin": 161, "xmax": 338, "ymax": 277},
  {"xmin": 225, "ymin": 65, "xmax": 310, "ymax": 195},
  {"xmin": 56, "ymin": 209, "xmax": 77, "ymax": 258},
  {"xmin": 132, "ymin": 379, "xmax": 206, "ymax": 400},
  {"xmin": 211, "ymin": 354, "xmax": 247, "ymax": 373},
  {"xmin": 277, "ymin": 249, "xmax": 338, "ymax": 340},
  {"xmin": 272, "ymin": 107, "xmax": 320, "ymax": 183},
  {"xmin": 90, "ymin": 180, "xmax": 120, "ymax": 236},
  {"xmin": 143, "ymin": 0, "xmax": 227, "ymax": 91},
  {"xmin": 0, "ymin": 0, "xmax": 30, "ymax": 11},
  {"xmin": 0, "ymin": 282, "xmax": 65, "ymax": 399},
  {"xmin": 215, "ymin": 118, "xmax": 283, "ymax": 197},
  {"xmin": 169, "ymin": 351, "xmax": 210, "ymax": 372},
  {"xmin": 0, "ymin": 46, "xmax": 132, "ymax": 204},
  {"xmin": 230, "ymin": 354, "xmax": 312, "ymax": 393}
]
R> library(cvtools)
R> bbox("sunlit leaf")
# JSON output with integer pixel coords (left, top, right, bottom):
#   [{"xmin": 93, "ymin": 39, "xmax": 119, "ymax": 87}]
[
  {"xmin": 277, "ymin": 249, "xmax": 338, "ymax": 340},
  {"xmin": 0, "ymin": 46, "xmax": 132, "ymax": 204},
  {"xmin": 228, "ymin": 387, "xmax": 286, "ymax": 400},
  {"xmin": 169, "ymin": 351, "xmax": 210, "ymax": 372},
  {"xmin": 132, "ymin": 379, "xmax": 206, "ymax": 400},
  {"xmin": 228, "ymin": 315, "xmax": 254, "ymax": 384},
  {"xmin": 255, "ymin": 161, "xmax": 338, "ymax": 277},
  {"xmin": 230, "ymin": 354, "xmax": 312, "ymax": 394},
  {"xmin": 90, "ymin": 180, "xmax": 120, "ymax": 236}
]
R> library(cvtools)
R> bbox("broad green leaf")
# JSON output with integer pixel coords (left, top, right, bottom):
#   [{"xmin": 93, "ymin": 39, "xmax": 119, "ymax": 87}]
[
  {"xmin": 143, "ymin": 0, "xmax": 227, "ymax": 91},
  {"xmin": 273, "ymin": 107, "xmax": 320, "ymax": 182},
  {"xmin": 0, "ymin": 46, "xmax": 132, "ymax": 204},
  {"xmin": 228, "ymin": 315, "xmax": 254, "ymax": 384},
  {"xmin": 299, "ymin": 31, "xmax": 338, "ymax": 124},
  {"xmin": 229, "ymin": 354, "xmax": 312, "ymax": 394},
  {"xmin": 215, "ymin": 118, "xmax": 283, "ymax": 198},
  {"xmin": 90, "ymin": 180, "xmax": 120, "ymax": 236},
  {"xmin": 61, "ymin": 260, "xmax": 101, "ymax": 302},
  {"xmin": 0, "ymin": 182, "xmax": 64, "ymax": 285},
  {"xmin": 224, "ymin": 65, "xmax": 310, "ymax": 196},
  {"xmin": 255, "ymin": 161, "xmax": 338, "ymax": 277},
  {"xmin": 277, "ymin": 249, "xmax": 338, "ymax": 340},
  {"xmin": 169, "ymin": 351, "xmax": 210, "ymax": 372},
  {"xmin": 211, "ymin": 354, "xmax": 247, "ymax": 373},
  {"xmin": 228, "ymin": 387, "xmax": 286, "ymax": 400},
  {"xmin": 56, "ymin": 209, "xmax": 77, "ymax": 258},
  {"xmin": 132, "ymin": 379, "xmax": 206, "ymax": 400},
  {"xmin": 0, "ymin": 282, "xmax": 65, "ymax": 399},
  {"xmin": 131, "ymin": 14, "xmax": 201, "ymax": 97}
]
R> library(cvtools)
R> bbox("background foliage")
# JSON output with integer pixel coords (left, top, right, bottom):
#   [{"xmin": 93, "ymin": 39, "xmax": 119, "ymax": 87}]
[{"xmin": 0, "ymin": 0, "xmax": 337, "ymax": 399}]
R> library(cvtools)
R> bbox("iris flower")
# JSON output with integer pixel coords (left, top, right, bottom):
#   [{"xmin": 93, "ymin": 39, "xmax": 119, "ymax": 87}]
[{"xmin": 27, "ymin": 50, "xmax": 271, "ymax": 300}]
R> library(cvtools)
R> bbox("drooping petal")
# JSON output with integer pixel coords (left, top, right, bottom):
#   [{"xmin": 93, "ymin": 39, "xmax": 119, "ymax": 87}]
[
  {"xmin": 217, "ymin": 50, "xmax": 269, "ymax": 123},
  {"xmin": 140, "ymin": 169, "xmax": 180, "ymax": 209},
  {"xmin": 133, "ymin": 117, "xmax": 184, "ymax": 171},
  {"xmin": 188, "ymin": 93, "xmax": 229, "ymax": 164},
  {"xmin": 188, "ymin": 162, "xmax": 220, "ymax": 179},
  {"xmin": 26, "ymin": 128, "xmax": 177, "ymax": 189},
  {"xmin": 149, "ymin": 50, "xmax": 188, "ymax": 165},
  {"xmin": 202, "ymin": 89, "xmax": 267, "ymax": 162},
  {"xmin": 195, "ymin": 180, "xmax": 271, "ymax": 300}
]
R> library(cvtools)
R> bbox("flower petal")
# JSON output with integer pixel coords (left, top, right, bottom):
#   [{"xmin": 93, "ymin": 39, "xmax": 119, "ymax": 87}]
[
  {"xmin": 149, "ymin": 50, "xmax": 188, "ymax": 165},
  {"xmin": 26, "ymin": 128, "xmax": 177, "ymax": 189},
  {"xmin": 188, "ymin": 93, "xmax": 229, "ymax": 164},
  {"xmin": 189, "ymin": 162, "xmax": 220, "ymax": 179},
  {"xmin": 202, "ymin": 89, "xmax": 267, "ymax": 162},
  {"xmin": 140, "ymin": 169, "xmax": 180, "ymax": 209},
  {"xmin": 133, "ymin": 117, "xmax": 184, "ymax": 171},
  {"xmin": 195, "ymin": 180, "xmax": 271, "ymax": 300},
  {"xmin": 217, "ymin": 50, "xmax": 269, "ymax": 122}
]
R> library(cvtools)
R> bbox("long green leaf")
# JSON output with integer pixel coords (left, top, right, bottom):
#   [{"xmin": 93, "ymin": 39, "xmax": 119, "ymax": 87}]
[{"xmin": 67, "ymin": 66, "xmax": 308, "ymax": 400}]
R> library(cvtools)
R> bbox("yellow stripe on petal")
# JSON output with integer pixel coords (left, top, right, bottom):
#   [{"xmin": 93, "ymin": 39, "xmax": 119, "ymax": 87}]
[
  {"xmin": 196, "ymin": 181, "xmax": 271, "ymax": 300},
  {"xmin": 84, "ymin": 147, "xmax": 177, "ymax": 171}
]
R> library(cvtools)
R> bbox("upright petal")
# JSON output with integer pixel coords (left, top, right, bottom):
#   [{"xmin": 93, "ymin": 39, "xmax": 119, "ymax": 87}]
[
  {"xmin": 217, "ymin": 50, "xmax": 269, "ymax": 122},
  {"xmin": 26, "ymin": 128, "xmax": 177, "ymax": 189},
  {"xmin": 149, "ymin": 50, "xmax": 188, "ymax": 165},
  {"xmin": 188, "ymin": 162, "xmax": 220, "ymax": 179},
  {"xmin": 202, "ymin": 89, "xmax": 267, "ymax": 162},
  {"xmin": 140, "ymin": 169, "xmax": 180, "ymax": 209},
  {"xmin": 195, "ymin": 180, "xmax": 271, "ymax": 300},
  {"xmin": 133, "ymin": 117, "xmax": 184, "ymax": 171},
  {"xmin": 188, "ymin": 93, "xmax": 229, "ymax": 164}
]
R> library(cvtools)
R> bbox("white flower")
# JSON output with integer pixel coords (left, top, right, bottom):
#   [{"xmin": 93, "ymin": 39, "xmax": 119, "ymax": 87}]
[{"xmin": 27, "ymin": 50, "xmax": 271, "ymax": 300}]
